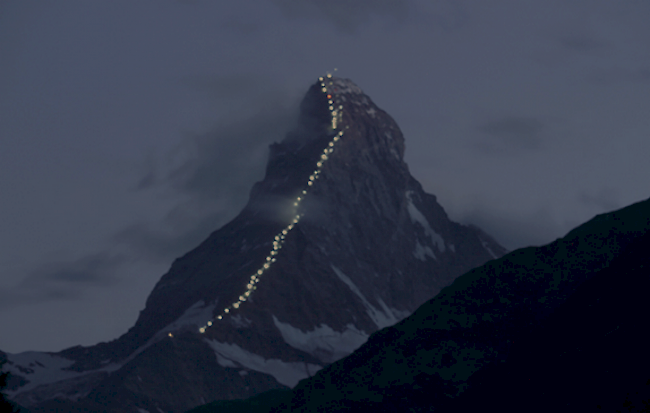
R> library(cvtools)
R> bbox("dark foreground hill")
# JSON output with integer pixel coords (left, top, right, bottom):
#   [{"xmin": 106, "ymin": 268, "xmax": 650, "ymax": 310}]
[
  {"xmin": 188, "ymin": 196, "xmax": 650, "ymax": 412},
  {"xmin": 446, "ymin": 226, "xmax": 650, "ymax": 412}
]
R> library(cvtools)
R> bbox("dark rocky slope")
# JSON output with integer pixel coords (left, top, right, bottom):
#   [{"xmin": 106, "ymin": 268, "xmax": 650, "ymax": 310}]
[{"xmin": 445, "ymin": 215, "xmax": 650, "ymax": 412}]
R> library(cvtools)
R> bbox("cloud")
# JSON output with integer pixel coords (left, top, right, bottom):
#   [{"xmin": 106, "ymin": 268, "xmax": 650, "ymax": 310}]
[
  {"xmin": 588, "ymin": 67, "xmax": 650, "ymax": 85},
  {"xmin": 165, "ymin": 99, "xmax": 298, "ymax": 201},
  {"xmin": 578, "ymin": 187, "xmax": 621, "ymax": 213},
  {"xmin": 458, "ymin": 203, "xmax": 566, "ymax": 251},
  {"xmin": 0, "ymin": 252, "xmax": 126, "ymax": 310},
  {"xmin": 473, "ymin": 116, "xmax": 545, "ymax": 155},
  {"xmin": 125, "ymin": 75, "xmax": 306, "ymax": 262},
  {"xmin": 182, "ymin": 73, "xmax": 264, "ymax": 102},
  {"xmin": 112, "ymin": 208, "xmax": 227, "ymax": 262},
  {"xmin": 25, "ymin": 251, "xmax": 123, "ymax": 287},
  {"xmin": 271, "ymin": 0, "xmax": 409, "ymax": 33},
  {"xmin": 559, "ymin": 34, "xmax": 609, "ymax": 53}
]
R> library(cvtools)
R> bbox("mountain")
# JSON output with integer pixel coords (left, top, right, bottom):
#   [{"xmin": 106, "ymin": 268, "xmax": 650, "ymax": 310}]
[
  {"xmin": 2, "ymin": 75, "xmax": 505, "ymax": 413},
  {"xmin": 193, "ymin": 195, "xmax": 650, "ymax": 412}
]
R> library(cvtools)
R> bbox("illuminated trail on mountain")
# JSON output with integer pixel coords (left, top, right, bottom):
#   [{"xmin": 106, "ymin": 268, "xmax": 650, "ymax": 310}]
[{"xmin": 195, "ymin": 74, "xmax": 345, "ymax": 334}]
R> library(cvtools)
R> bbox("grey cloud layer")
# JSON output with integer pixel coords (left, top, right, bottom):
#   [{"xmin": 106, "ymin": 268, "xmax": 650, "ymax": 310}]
[{"xmin": 0, "ymin": 252, "xmax": 125, "ymax": 310}]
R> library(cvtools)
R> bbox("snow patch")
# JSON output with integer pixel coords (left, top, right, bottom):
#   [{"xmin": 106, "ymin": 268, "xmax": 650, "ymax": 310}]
[
  {"xmin": 413, "ymin": 241, "xmax": 436, "ymax": 261},
  {"xmin": 215, "ymin": 352, "xmax": 238, "ymax": 368},
  {"xmin": 366, "ymin": 108, "xmax": 376, "ymax": 117},
  {"xmin": 385, "ymin": 131, "xmax": 401, "ymax": 160},
  {"xmin": 331, "ymin": 265, "xmax": 401, "ymax": 329},
  {"xmin": 239, "ymin": 370, "xmax": 248, "ymax": 376},
  {"xmin": 6, "ymin": 302, "xmax": 218, "ymax": 403},
  {"xmin": 406, "ymin": 191, "xmax": 446, "ymax": 253},
  {"xmin": 137, "ymin": 409, "xmax": 150, "ymax": 413},
  {"xmin": 205, "ymin": 340, "xmax": 321, "ymax": 387},
  {"xmin": 230, "ymin": 314, "xmax": 252, "ymax": 329},
  {"xmin": 96, "ymin": 300, "xmax": 218, "ymax": 377},
  {"xmin": 5, "ymin": 352, "xmax": 120, "ymax": 397},
  {"xmin": 160, "ymin": 300, "xmax": 216, "ymax": 335},
  {"xmin": 272, "ymin": 316, "xmax": 369, "ymax": 363},
  {"xmin": 480, "ymin": 239, "xmax": 499, "ymax": 259}
]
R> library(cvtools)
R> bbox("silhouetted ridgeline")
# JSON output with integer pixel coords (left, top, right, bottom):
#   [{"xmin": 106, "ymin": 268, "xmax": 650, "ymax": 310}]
[{"xmin": 187, "ymin": 196, "xmax": 650, "ymax": 413}]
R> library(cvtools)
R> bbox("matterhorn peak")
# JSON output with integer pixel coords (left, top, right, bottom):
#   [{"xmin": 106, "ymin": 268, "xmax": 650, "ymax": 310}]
[{"xmin": 3, "ymin": 75, "xmax": 506, "ymax": 413}]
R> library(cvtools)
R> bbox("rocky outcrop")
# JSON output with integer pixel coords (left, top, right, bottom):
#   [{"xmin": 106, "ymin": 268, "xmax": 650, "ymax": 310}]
[{"xmin": 4, "ymin": 75, "xmax": 505, "ymax": 413}]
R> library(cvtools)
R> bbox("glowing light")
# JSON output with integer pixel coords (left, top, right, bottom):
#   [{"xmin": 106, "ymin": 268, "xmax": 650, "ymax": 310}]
[
  {"xmin": 168, "ymin": 333, "xmax": 173, "ymax": 337},
  {"xmin": 200, "ymin": 74, "xmax": 347, "ymax": 332}
]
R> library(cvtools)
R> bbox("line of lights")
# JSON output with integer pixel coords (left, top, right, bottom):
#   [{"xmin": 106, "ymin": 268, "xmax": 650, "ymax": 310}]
[{"xmin": 193, "ymin": 73, "xmax": 346, "ymax": 335}]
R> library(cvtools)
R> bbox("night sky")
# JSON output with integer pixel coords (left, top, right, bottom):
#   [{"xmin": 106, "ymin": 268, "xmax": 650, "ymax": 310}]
[{"xmin": 1, "ymin": 1, "xmax": 649, "ymax": 353}]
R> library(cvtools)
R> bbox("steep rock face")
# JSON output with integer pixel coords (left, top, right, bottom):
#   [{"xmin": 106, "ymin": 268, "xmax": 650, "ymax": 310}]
[{"xmin": 3, "ymin": 76, "xmax": 505, "ymax": 413}]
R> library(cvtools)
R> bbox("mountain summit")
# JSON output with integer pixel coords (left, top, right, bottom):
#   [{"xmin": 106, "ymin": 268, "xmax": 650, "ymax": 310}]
[{"xmin": 3, "ymin": 76, "xmax": 505, "ymax": 413}]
